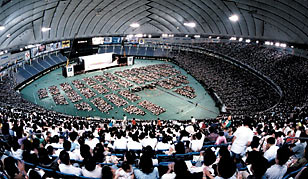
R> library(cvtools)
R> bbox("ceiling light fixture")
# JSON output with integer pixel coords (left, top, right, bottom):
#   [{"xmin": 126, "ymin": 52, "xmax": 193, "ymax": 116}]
[
  {"xmin": 229, "ymin": 14, "xmax": 239, "ymax": 22},
  {"xmin": 41, "ymin": 27, "xmax": 51, "ymax": 32},
  {"xmin": 184, "ymin": 22, "xmax": 196, "ymax": 28},
  {"xmin": 130, "ymin": 23, "xmax": 140, "ymax": 28},
  {"xmin": 0, "ymin": 26, "xmax": 5, "ymax": 30}
]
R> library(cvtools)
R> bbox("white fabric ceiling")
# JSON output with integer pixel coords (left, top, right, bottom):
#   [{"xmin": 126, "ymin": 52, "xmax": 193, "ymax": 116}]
[{"xmin": 0, "ymin": 0, "xmax": 308, "ymax": 49}]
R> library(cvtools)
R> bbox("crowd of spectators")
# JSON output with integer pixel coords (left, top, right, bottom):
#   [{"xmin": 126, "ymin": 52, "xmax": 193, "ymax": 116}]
[
  {"xmin": 52, "ymin": 94, "xmax": 69, "ymax": 105},
  {"xmin": 123, "ymin": 105, "xmax": 146, "ymax": 116},
  {"xmin": 0, "ymin": 97, "xmax": 308, "ymax": 178},
  {"xmin": 74, "ymin": 102, "xmax": 93, "ymax": 111},
  {"xmin": 197, "ymin": 42, "xmax": 308, "ymax": 113},
  {"xmin": 90, "ymin": 97, "xmax": 113, "ymax": 113},
  {"xmin": 104, "ymin": 94, "xmax": 128, "ymax": 107},
  {"xmin": 0, "ymin": 42, "xmax": 308, "ymax": 179},
  {"xmin": 171, "ymin": 50, "xmax": 280, "ymax": 114},
  {"xmin": 37, "ymin": 88, "xmax": 48, "ymax": 99},
  {"xmin": 173, "ymin": 86, "xmax": 196, "ymax": 99},
  {"xmin": 138, "ymin": 100, "xmax": 166, "ymax": 116}
]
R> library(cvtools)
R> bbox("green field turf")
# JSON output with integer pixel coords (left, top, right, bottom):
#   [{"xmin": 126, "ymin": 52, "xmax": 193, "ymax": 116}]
[{"xmin": 20, "ymin": 59, "xmax": 219, "ymax": 120}]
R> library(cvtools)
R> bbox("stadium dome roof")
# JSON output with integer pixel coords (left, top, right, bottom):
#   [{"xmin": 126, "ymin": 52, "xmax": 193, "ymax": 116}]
[{"xmin": 0, "ymin": 0, "xmax": 308, "ymax": 49}]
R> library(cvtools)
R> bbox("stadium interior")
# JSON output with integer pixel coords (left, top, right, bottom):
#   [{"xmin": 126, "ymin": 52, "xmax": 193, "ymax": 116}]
[{"xmin": 0, "ymin": 0, "xmax": 308, "ymax": 179}]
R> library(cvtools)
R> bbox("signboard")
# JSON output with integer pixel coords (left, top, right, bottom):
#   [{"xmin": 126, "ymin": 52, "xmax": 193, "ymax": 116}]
[
  {"xmin": 92, "ymin": 37, "xmax": 104, "ymax": 45},
  {"xmin": 66, "ymin": 65, "xmax": 74, "ymax": 77},
  {"xmin": 62, "ymin": 40, "xmax": 70, "ymax": 48},
  {"xmin": 139, "ymin": 38, "xmax": 145, "ymax": 44},
  {"xmin": 127, "ymin": 56, "xmax": 134, "ymax": 66},
  {"xmin": 25, "ymin": 51, "xmax": 30, "ymax": 60}
]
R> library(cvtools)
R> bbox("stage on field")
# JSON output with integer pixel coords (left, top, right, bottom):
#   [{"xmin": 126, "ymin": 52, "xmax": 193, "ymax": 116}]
[{"xmin": 20, "ymin": 59, "xmax": 219, "ymax": 120}]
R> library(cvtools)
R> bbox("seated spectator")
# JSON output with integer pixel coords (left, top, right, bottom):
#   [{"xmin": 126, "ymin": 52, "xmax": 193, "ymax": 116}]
[
  {"xmin": 85, "ymin": 134, "xmax": 100, "ymax": 150},
  {"xmin": 206, "ymin": 127, "xmax": 218, "ymax": 142},
  {"xmin": 127, "ymin": 134, "xmax": 142, "ymax": 151},
  {"xmin": 81, "ymin": 157, "xmax": 102, "ymax": 178},
  {"xmin": 58, "ymin": 150, "xmax": 82, "ymax": 176},
  {"xmin": 114, "ymin": 133, "xmax": 127, "ymax": 150},
  {"xmin": 244, "ymin": 151, "xmax": 269, "ymax": 179},
  {"xmin": 203, "ymin": 148, "xmax": 217, "ymax": 178},
  {"xmin": 68, "ymin": 131, "xmax": 80, "ymax": 151},
  {"xmin": 115, "ymin": 161, "xmax": 134, "ymax": 179},
  {"xmin": 263, "ymin": 137, "xmax": 279, "ymax": 162},
  {"xmin": 162, "ymin": 160, "xmax": 194, "ymax": 179},
  {"xmin": 101, "ymin": 165, "xmax": 114, "ymax": 179},
  {"xmin": 175, "ymin": 142, "xmax": 185, "ymax": 154},
  {"xmin": 287, "ymin": 144, "xmax": 308, "ymax": 174},
  {"xmin": 156, "ymin": 135, "xmax": 172, "ymax": 151},
  {"xmin": 216, "ymin": 156, "xmax": 237, "ymax": 179},
  {"xmin": 265, "ymin": 147, "xmax": 290, "ymax": 179},
  {"xmin": 3, "ymin": 157, "xmax": 20, "ymax": 178},
  {"xmin": 215, "ymin": 131, "xmax": 227, "ymax": 145},
  {"xmin": 246, "ymin": 136, "xmax": 260, "ymax": 152},
  {"xmin": 291, "ymin": 133, "xmax": 307, "ymax": 159},
  {"xmin": 141, "ymin": 133, "xmax": 157, "ymax": 149},
  {"xmin": 190, "ymin": 132, "xmax": 204, "ymax": 152},
  {"xmin": 134, "ymin": 155, "xmax": 159, "ymax": 179}
]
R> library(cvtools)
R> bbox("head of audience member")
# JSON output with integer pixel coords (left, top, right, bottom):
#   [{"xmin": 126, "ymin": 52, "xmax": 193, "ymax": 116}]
[
  {"xmin": 250, "ymin": 136, "xmax": 260, "ymax": 150},
  {"xmin": 93, "ymin": 143, "xmax": 105, "ymax": 163},
  {"xmin": 84, "ymin": 157, "xmax": 97, "ymax": 172},
  {"xmin": 121, "ymin": 161, "xmax": 132, "ymax": 173},
  {"xmin": 101, "ymin": 166, "xmax": 114, "ymax": 179},
  {"xmin": 217, "ymin": 156, "xmax": 237, "ymax": 178},
  {"xmin": 143, "ymin": 145, "xmax": 155, "ymax": 158},
  {"xmin": 59, "ymin": 150, "xmax": 70, "ymax": 165},
  {"xmin": 80, "ymin": 144, "xmax": 91, "ymax": 159},
  {"xmin": 175, "ymin": 142, "xmax": 185, "ymax": 154},
  {"xmin": 203, "ymin": 148, "xmax": 216, "ymax": 167},
  {"xmin": 28, "ymin": 169, "xmax": 42, "ymax": 179},
  {"xmin": 138, "ymin": 155, "xmax": 154, "ymax": 174},
  {"xmin": 276, "ymin": 147, "xmax": 290, "ymax": 166},
  {"xmin": 38, "ymin": 148, "xmax": 53, "ymax": 166},
  {"xmin": 246, "ymin": 151, "xmax": 269, "ymax": 178},
  {"xmin": 174, "ymin": 159, "xmax": 191, "ymax": 179},
  {"xmin": 125, "ymin": 151, "xmax": 137, "ymax": 165},
  {"xmin": 3, "ymin": 157, "xmax": 19, "ymax": 178},
  {"xmin": 218, "ymin": 146, "xmax": 231, "ymax": 159},
  {"xmin": 69, "ymin": 131, "xmax": 78, "ymax": 142},
  {"xmin": 63, "ymin": 140, "xmax": 71, "ymax": 152},
  {"xmin": 266, "ymin": 137, "xmax": 276, "ymax": 150}
]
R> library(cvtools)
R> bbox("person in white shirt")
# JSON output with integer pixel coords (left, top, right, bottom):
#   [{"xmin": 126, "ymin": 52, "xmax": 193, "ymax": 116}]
[
  {"xmin": 115, "ymin": 161, "xmax": 134, "ymax": 179},
  {"xmin": 265, "ymin": 147, "xmax": 290, "ymax": 179},
  {"xmin": 230, "ymin": 119, "xmax": 253, "ymax": 158},
  {"xmin": 127, "ymin": 134, "xmax": 142, "ymax": 151},
  {"xmin": 58, "ymin": 151, "xmax": 82, "ymax": 176},
  {"xmin": 85, "ymin": 134, "xmax": 99, "ymax": 150},
  {"xmin": 263, "ymin": 137, "xmax": 279, "ymax": 162},
  {"xmin": 114, "ymin": 133, "xmax": 127, "ymax": 150},
  {"xmin": 155, "ymin": 135, "xmax": 172, "ymax": 151},
  {"xmin": 190, "ymin": 132, "xmax": 204, "ymax": 152},
  {"xmin": 81, "ymin": 157, "xmax": 102, "ymax": 178},
  {"xmin": 141, "ymin": 133, "xmax": 157, "ymax": 149}
]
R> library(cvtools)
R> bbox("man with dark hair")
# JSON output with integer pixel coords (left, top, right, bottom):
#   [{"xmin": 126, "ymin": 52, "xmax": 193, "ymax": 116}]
[
  {"xmin": 58, "ymin": 150, "xmax": 82, "ymax": 176},
  {"xmin": 68, "ymin": 131, "xmax": 79, "ymax": 151},
  {"xmin": 230, "ymin": 117, "xmax": 254, "ymax": 158},
  {"xmin": 265, "ymin": 147, "xmax": 290, "ymax": 179},
  {"xmin": 264, "ymin": 137, "xmax": 279, "ymax": 162}
]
